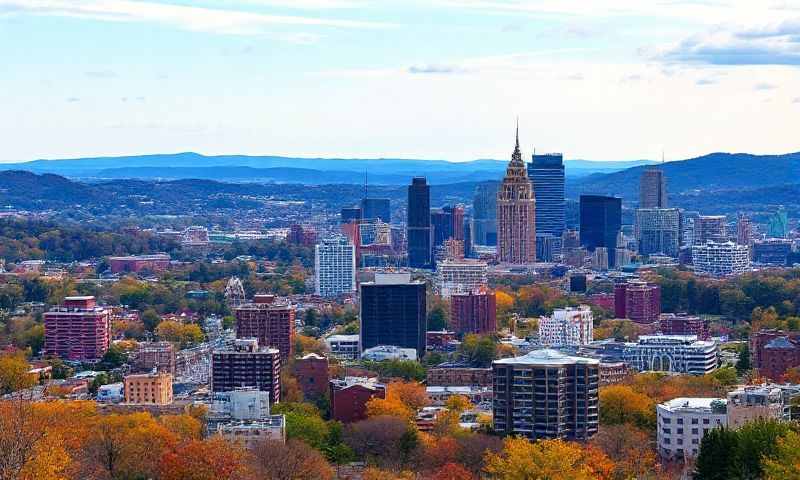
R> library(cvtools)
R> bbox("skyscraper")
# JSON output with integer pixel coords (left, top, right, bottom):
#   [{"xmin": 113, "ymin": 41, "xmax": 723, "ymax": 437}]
[
  {"xmin": 407, "ymin": 177, "xmax": 433, "ymax": 269},
  {"xmin": 579, "ymin": 195, "xmax": 622, "ymax": 266},
  {"xmin": 315, "ymin": 236, "xmax": 356, "ymax": 297},
  {"xmin": 635, "ymin": 208, "xmax": 681, "ymax": 257},
  {"xmin": 235, "ymin": 295, "xmax": 296, "ymax": 360},
  {"xmin": 736, "ymin": 213, "xmax": 752, "ymax": 246},
  {"xmin": 527, "ymin": 153, "xmax": 565, "ymax": 238},
  {"xmin": 472, "ymin": 182, "xmax": 498, "ymax": 246},
  {"xmin": 694, "ymin": 215, "xmax": 727, "ymax": 244},
  {"xmin": 497, "ymin": 124, "xmax": 536, "ymax": 264},
  {"xmin": 360, "ymin": 273, "xmax": 427, "ymax": 357},
  {"xmin": 768, "ymin": 207, "xmax": 788, "ymax": 238},
  {"xmin": 361, "ymin": 198, "xmax": 391, "ymax": 223},
  {"xmin": 639, "ymin": 167, "xmax": 667, "ymax": 208}
]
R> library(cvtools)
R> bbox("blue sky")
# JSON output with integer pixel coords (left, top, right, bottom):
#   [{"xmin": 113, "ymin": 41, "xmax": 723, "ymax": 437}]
[{"xmin": 1, "ymin": 0, "xmax": 799, "ymax": 162}]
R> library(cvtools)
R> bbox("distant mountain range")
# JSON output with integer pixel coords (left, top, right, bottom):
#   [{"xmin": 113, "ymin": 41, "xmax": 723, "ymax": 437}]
[{"xmin": 0, "ymin": 152, "xmax": 654, "ymax": 184}]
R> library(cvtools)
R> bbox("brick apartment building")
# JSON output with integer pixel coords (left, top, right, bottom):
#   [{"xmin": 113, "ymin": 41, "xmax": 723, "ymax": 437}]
[
  {"xmin": 212, "ymin": 338, "xmax": 281, "ymax": 405},
  {"xmin": 235, "ymin": 295, "xmax": 296, "ymax": 360},
  {"xmin": 614, "ymin": 281, "xmax": 661, "ymax": 324},
  {"xmin": 44, "ymin": 296, "xmax": 111, "ymax": 361},
  {"xmin": 330, "ymin": 378, "xmax": 386, "ymax": 423},
  {"xmin": 108, "ymin": 254, "xmax": 170, "ymax": 274},
  {"xmin": 750, "ymin": 329, "xmax": 800, "ymax": 380},
  {"xmin": 659, "ymin": 313, "xmax": 709, "ymax": 340},
  {"xmin": 450, "ymin": 288, "xmax": 497, "ymax": 335},
  {"xmin": 293, "ymin": 353, "xmax": 329, "ymax": 399},
  {"xmin": 124, "ymin": 372, "xmax": 173, "ymax": 405},
  {"xmin": 426, "ymin": 365, "xmax": 492, "ymax": 387},
  {"xmin": 133, "ymin": 341, "xmax": 176, "ymax": 374}
]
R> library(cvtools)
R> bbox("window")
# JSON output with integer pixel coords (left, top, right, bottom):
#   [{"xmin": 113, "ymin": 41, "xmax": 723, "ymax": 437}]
[
  {"xmin": 664, "ymin": 438, "xmax": 671, "ymax": 444},
  {"xmin": 692, "ymin": 428, "xmax": 698, "ymax": 435},
  {"xmin": 692, "ymin": 439, "xmax": 699, "ymax": 445},
  {"xmin": 691, "ymin": 418, "xmax": 698, "ymax": 424},
  {"xmin": 677, "ymin": 428, "xmax": 683, "ymax": 434},
  {"xmin": 663, "ymin": 428, "xmax": 671, "ymax": 434},
  {"xmin": 677, "ymin": 418, "xmax": 684, "ymax": 424},
  {"xmin": 677, "ymin": 438, "xmax": 683, "ymax": 445},
  {"xmin": 703, "ymin": 418, "xmax": 710, "ymax": 425},
  {"xmin": 663, "ymin": 418, "xmax": 671, "ymax": 424}
]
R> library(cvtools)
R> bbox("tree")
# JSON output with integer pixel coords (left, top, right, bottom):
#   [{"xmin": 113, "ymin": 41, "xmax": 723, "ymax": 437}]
[
  {"xmin": 590, "ymin": 424, "xmax": 658, "ymax": 480},
  {"xmin": 694, "ymin": 428, "xmax": 740, "ymax": 480},
  {"xmin": 429, "ymin": 462, "xmax": 477, "ymax": 480},
  {"xmin": 0, "ymin": 353, "xmax": 35, "ymax": 395},
  {"xmin": 459, "ymin": 334, "xmax": 496, "ymax": 367},
  {"xmin": 736, "ymin": 343, "xmax": 751, "ymax": 373},
  {"xmin": 763, "ymin": 430, "xmax": 800, "ymax": 480},
  {"xmin": 484, "ymin": 437, "xmax": 613, "ymax": 480},
  {"xmin": 736, "ymin": 419, "xmax": 794, "ymax": 479},
  {"xmin": 284, "ymin": 412, "xmax": 330, "ymax": 450},
  {"xmin": 159, "ymin": 437, "xmax": 247, "ymax": 480},
  {"xmin": 141, "ymin": 308, "xmax": 161, "ymax": 331},
  {"xmin": 0, "ymin": 401, "xmax": 48, "ymax": 480},
  {"xmin": 345, "ymin": 416, "xmax": 417, "ymax": 468},
  {"xmin": 251, "ymin": 439, "xmax": 334, "ymax": 480},
  {"xmin": 598, "ymin": 385, "xmax": 655, "ymax": 430}
]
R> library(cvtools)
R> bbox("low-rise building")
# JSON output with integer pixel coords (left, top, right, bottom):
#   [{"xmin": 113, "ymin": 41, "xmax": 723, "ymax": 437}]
[
  {"xmin": 293, "ymin": 353, "xmax": 329, "ymax": 399},
  {"xmin": 361, "ymin": 345, "xmax": 417, "ymax": 362},
  {"xmin": 325, "ymin": 334, "xmax": 360, "ymax": 360},
  {"xmin": 330, "ymin": 377, "xmax": 386, "ymax": 423},
  {"xmin": 123, "ymin": 372, "xmax": 173, "ymax": 405},
  {"xmin": 726, "ymin": 384, "xmax": 800, "ymax": 429},
  {"xmin": 96, "ymin": 382, "xmax": 124, "ymax": 403},
  {"xmin": 108, "ymin": 254, "xmax": 170, "ymax": 274},
  {"xmin": 659, "ymin": 313, "xmax": 709, "ymax": 340},
  {"xmin": 208, "ymin": 388, "xmax": 286, "ymax": 447},
  {"xmin": 657, "ymin": 397, "xmax": 727, "ymax": 460},
  {"xmin": 538, "ymin": 305, "xmax": 593, "ymax": 347},
  {"xmin": 426, "ymin": 365, "xmax": 492, "ymax": 387},
  {"xmin": 426, "ymin": 385, "xmax": 492, "ymax": 406},
  {"xmin": 623, "ymin": 335, "xmax": 718, "ymax": 375},
  {"xmin": 692, "ymin": 241, "xmax": 750, "ymax": 276}
]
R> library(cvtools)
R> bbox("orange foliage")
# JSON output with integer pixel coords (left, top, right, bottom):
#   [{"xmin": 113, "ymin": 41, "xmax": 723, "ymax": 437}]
[
  {"xmin": 484, "ymin": 437, "xmax": 614, "ymax": 480},
  {"xmin": 366, "ymin": 381, "xmax": 429, "ymax": 422},
  {"xmin": 599, "ymin": 385, "xmax": 656, "ymax": 429},
  {"xmin": 428, "ymin": 462, "xmax": 477, "ymax": 480},
  {"xmin": 159, "ymin": 437, "xmax": 248, "ymax": 480}
]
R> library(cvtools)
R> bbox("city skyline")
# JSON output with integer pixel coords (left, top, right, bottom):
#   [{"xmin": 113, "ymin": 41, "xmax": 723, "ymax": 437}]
[{"xmin": 2, "ymin": 1, "xmax": 799, "ymax": 162}]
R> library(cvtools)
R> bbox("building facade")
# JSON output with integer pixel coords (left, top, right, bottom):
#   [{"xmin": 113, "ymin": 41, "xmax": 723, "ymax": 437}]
[
  {"xmin": 436, "ymin": 259, "xmax": 488, "ymax": 297},
  {"xmin": 692, "ymin": 241, "xmax": 750, "ymax": 276},
  {"xmin": 108, "ymin": 254, "xmax": 170, "ymax": 274},
  {"xmin": 623, "ymin": 335, "xmax": 718, "ymax": 375},
  {"xmin": 750, "ymin": 330, "xmax": 800, "ymax": 380},
  {"xmin": 657, "ymin": 397, "xmax": 727, "ymax": 460},
  {"xmin": 580, "ymin": 195, "xmax": 622, "ymax": 267},
  {"xmin": 497, "ymin": 126, "xmax": 536, "ymax": 264},
  {"xmin": 134, "ymin": 341, "xmax": 176, "ymax": 374},
  {"xmin": 472, "ymin": 182, "xmax": 498, "ymax": 246},
  {"xmin": 43, "ymin": 296, "xmax": 111, "ymax": 362},
  {"xmin": 209, "ymin": 388, "xmax": 286, "ymax": 447},
  {"xmin": 330, "ymin": 377, "xmax": 386, "ymax": 423},
  {"xmin": 450, "ymin": 288, "xmax": 497, "ymax": 336},
  {"xmin": 235, "ymin": 294, "xmax": 295, "ymax": 360},
  {"xmin": 694, "ymin": 216, "xmax": 727, "ymax": 244},
  {"xmin": 493, "ymin": 349, "xmax": 599, "ymax": 441},
  {"xmin": 324, "ymin": 334, "xmax": 360, "ymax": 360},
  {"xmin": 408, "ymin": 177, "xmax": 433, "ymax": 269},
  {"xmin": 360, "ymin": 273, "xmax": 426, "ymax": 357},
  {"xmin": 538, "ymin": 305, "xmax": 593, "ymax": 347},
  {"xmin": 639, "ymin": 168, "xmax": 667, "ymax": 208},
  {"xmin": 123, "ymin": 372, "xmax": 173, "ymax": 405},
  {"xmin": 614, "ymin": 281, "xmax": 661, "ymax": 324},
  {"xmin": 293, "ymin": 353, "xmax": 329, "ymax": 399},
  {"xmin": 659, "ymin": 313, "xmax": 709, "ymax": 340},
  {"xmin": 527, "ymin": 153, "xmax": 565, "ymax": 243},
  {"xmin": 427, "ymin": 365, "xmax": 493, "ymax": 387},
  {"xmin": 635, "ymin": 208, "xmax": 680, "ymax": 257},
  {"xmin": 315, "ymin": 236, "xmax": 356, "ymax": 297},
  {"xmin": 212, "ymin": 338, "xmax": 281, "ymax": 405},
  {"xmin": 361, "ymin": 198, "xmax": 391, "ymax": 223}
]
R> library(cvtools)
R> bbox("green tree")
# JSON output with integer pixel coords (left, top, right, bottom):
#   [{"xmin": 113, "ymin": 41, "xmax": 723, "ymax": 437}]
[
  {"xmin": 735, "ymin": 343, "xmax": 751, "ymax": 374},
  {"xmin": 735, "ymin": 419, "xmax": 794, "ymax": 479},
  {"xmin": 141, "ymin": 308, "xmax": 161, "ymax": 332},
  {"xmin": 694, "ymin": 428, "xmax": 740, "ymax": 480},
  {"xmin": 459, "ymin": 334, "xmax": 496, "ymax": 367}
]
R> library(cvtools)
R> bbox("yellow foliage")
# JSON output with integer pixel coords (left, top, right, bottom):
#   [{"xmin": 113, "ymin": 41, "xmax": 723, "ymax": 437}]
[{"xmin": 484, "ymin": 437, "xmax": 613, "ymax": 480}]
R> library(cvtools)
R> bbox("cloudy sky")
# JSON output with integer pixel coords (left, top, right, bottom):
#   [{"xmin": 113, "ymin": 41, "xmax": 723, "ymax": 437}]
[{"xmin": 1, "ymin": 0, "xmax": 799, "ymax": 162}]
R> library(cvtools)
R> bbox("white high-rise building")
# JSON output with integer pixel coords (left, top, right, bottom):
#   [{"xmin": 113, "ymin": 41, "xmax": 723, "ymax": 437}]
[
  {"xmin": 436, "ymin": 259, "xmax": 488, "ymax": 298},
  {"xmin": 314, "ymin": 236, "xmax": 356, "ymax": 297},
  {"xmin": 657, "ymin": 397, "xmax": 727, "ymax": 460},
  {"xmin": 538, "ymin": 305, "xmax": 593, "ymax": 347},
  {"xmin": 692, "ymin": 241, "xmax": 750, "ymax": 277}
]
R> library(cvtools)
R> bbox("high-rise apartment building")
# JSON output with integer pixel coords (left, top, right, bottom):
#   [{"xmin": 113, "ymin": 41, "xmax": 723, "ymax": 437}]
[
  {"xmin": 450, "ymin": 288, "xmax": 497, "ymax": 335},
  {"xmin": 639, "ymin": 168, "xmax": 667, "ymax": 208},
  {"xmin": 580, "ymin": 195, "xmax": 622, "ymax": 267},
  {"xmin": 360, "ymin": 273, "xmax": 426, "ymax": 357},
  {"xmin": 212, "ymin": 338, "xmax": 281, "ymax": 405},
  {"xmin": 493, "ymin": 349, "xmax": 599, "ymax": 441},
  {"xmin": 614, "ymin": 281, "xmax": 661, "ymax": 324},
  {"xmin": 692, "ymin": 241, "xmax": 750, "ymax": 276},
  {"xmin": 430, "ymin": 208, "xmax": 453, "ymax": 247},
  {"xmin": 235, "ymin": 295, "xmax": 296, "ymax": 360},
  {"xmin": 635, "ymin": 208, "xmax": 681, "ymax": 257},
  {"xmin": 314, "ymin": 236, "xmax": 356, "ymax": 298},
  {"xmin": 528, "ymin": 153, "xmax": 565, "ymax": 243},
  {"xmin": 497, "ymin": 126, "xmax": 536, "ymax": 264},
  {"xmin": 538, "ymin": 305, "xmax": 593, "ymax": 347},
  {"xmin": 472, "ymin": 182, "xmax": 498, "ymax": 246},
  {"xmin": 408, "ymin": 177, "xmax": 433, "ymax": 269},
  {"xmin": 44, "ymin": 296, "xmax": 111, "ymax": 361},
  {"xmin": 436, "ymin": 259, "xmax": 488, "ymax": 298},
  {"xmin": 361, "ymin": 198, "xmax": 391, "ymax": 223},
  {"xmin": 736, "ymin": 213, "xmax": 753, "ymax": 246},
  {"xmin": 694, "ymin": 215, "xmax": 727, "ymax": 244}
]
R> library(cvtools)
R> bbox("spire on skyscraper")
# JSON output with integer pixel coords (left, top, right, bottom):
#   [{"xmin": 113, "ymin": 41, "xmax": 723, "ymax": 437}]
[{"xmin": 511, "ymin": 117, "xmax": 523, "ymax": 164}]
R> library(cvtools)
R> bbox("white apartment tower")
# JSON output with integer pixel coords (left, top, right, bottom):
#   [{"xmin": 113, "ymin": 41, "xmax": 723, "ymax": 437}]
[
  {"xmin": 538, "ymin": 305, "xmax": 594, "ymax": 347},
  {"xmin": 692, "ymin": 241, "xmax": 750, "ymax": 277},
  {"xmin": 314, "ymin": 236, "xmax": 356, "ymax": 297},
  {"xmin": 436, "ymin": 259, "xmax": 488, "ymax": 298}
]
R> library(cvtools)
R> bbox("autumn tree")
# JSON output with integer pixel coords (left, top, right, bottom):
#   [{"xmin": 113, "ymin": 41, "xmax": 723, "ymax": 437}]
[
  {"xmin": 484, "ymin": 437, "xmax": 613, "ymax": 480},
  {"xmin": 345, "ymin": 416, "xmax": 418, "ymax": 469},
  {"xmin": 0, "ymin": 353, "xmax": 35, "ymax": 395},
  {"xmin": 599, "ymin": 385, "xmax": 656, "ymax": 430},
  {"xmin": 159, "ymin": 437, "xmax": 247, "ymax": 480},
  {"xmin": 366, "ymin": 381, "xmax": 429, "ymax": 423},
  {"xmin": 428, "ymin": 462, "xmax": 477, "ymax": 480},
  {"xmin": 590, "ymin": 424, "xmax": 658, "ymax": 479},
  {"xmin": 251, "ymin": 439, "xmax": 333, "ymax": 480},
  {"xmin": 763, "ymin": 430, "xmax": 800, "ymax": 480}
]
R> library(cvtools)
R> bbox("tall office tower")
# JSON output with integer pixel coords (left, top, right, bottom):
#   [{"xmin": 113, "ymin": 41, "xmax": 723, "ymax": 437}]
[
  {"xmin": 212, "ymin": 338, "xmax": 281, "ymax": 405},
  {"xmin": 315, "ymin": 236, "xmax": 356, "ymax": 298},
  {"xmin": 767, "ymin": 207, "xmax": 788, "ymax": 238},
  {"xmin": 235, "ymin": 295, "xmax": 296, "ymax": 360},
  {"xmin": 579, "ymin": 195, "xmax": 622, "ymax": 267},
  {"xmin": 737, "ymin": 213, "xmax": 753, "ymax": 246},
  {"xmin": 497, "ymin": 125, "xmax": 537, "ymax": 264},
  {"xmin": 493, "ymin": 350, "xmax": 599, "ymax": 441},
  {"xmin": 340, "ymin": 206, "xmax": 362, "ymax": 224},
  {"xmin": 694, "ymin": 215, "xmax": 727, "ymax": 244},
  {"xmin": 635, "ymin": 208, "xmax": 681, "ymax": 257},
  {"xmin": 445, "ymin": 205, "xmax": 465, "ymax": 241},
  {"xmin": 463, "ymin": 217, "xmax": 473, "ymax": 258},
  {"xmin": 614, "ymin": 280, "xmax": 661, "ymax": 324},
  {"xmin": 407, "ymin": 177, "xmax": 433, "ymax": 269},
  {"xmin": 538, "ymin": 305, "xmax": 593, "ymax": 347},
  {"xmin": 680, "ymin": 210, "xmax": 700, "ymax": 247},
  {"xmin": 430, "ymin": 208, "xmax": 453, "ymax": 247},
  {"xmin": 450, "ymin": 288, "xmax": 497, "ymax": 335},
  {"xmin": 528, "ymin": 153, "xmax": 565, "ymax": 241},
  {"xmin": 639, "ymin": 167, "xmax": 667, "ymax": 208},
  {"xmin": 44, "ymin": 296, "xmax": 111, "ymax": 361},
  {"xmin": 472, "ymin": 182, "xmax": 498, "ymax": 246},
  {"xmin": 360, "ymin": 273, "xmax": 427, "ymax": 357},
  {"xmin": 361, "ymin": 198, "xmax": 391, "ymax": 223}
]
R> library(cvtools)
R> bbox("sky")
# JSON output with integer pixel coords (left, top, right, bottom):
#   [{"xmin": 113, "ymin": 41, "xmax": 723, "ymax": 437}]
[{"xmin": 1, "ymin": 0, "xmax": 799, "ymax": 163}]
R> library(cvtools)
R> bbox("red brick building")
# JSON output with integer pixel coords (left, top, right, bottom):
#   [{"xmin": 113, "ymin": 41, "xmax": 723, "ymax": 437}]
[
  {"xmin": 134, "ymin": 341, "xmax": 176, "ymax": 374},
  {"xmin": 44, "ymin": 296, "xmax": 111, "ymax": 361},
  {"xmin": 614, "ymin": 281, "xmax": 660, "ymax": 324},
  {"xmin": 426, "ymin": 330, "xmax": 456, "ymax": 350},
  {"xmin": 235, "ymin": 295, "xmax": 296, "ymax": 360},
  {"xmin": 293, "ymin": 353, "xmax": 329, "ymax": 399},
  {"xmin": 751, "ymin": 329, "xmax": 800, "ymax": 380},
  {"xmin": 108, "ymin": 254, "xmax": 170, "ymax": 274},
  {"xmin": 450, "ymin": 288, "xmax": 497, "ymax": 335},
  {"xmin": 287, "ymin": 224, "xmax": 316, "ymax": 247},
  {"xmin": 330, "ymin": 378, "xmax": 386, "ymax": 423},
  {"xmin": 659, "ymin": 313, "xmax": 709, "ymax": 340},
  {"xmin": 426, "ymin": 366, "xmax": 492, "ymax": 387}
]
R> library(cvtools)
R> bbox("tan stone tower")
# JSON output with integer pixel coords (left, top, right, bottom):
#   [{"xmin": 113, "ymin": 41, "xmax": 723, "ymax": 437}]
[{"xmin": 497, "ymin": 122, "xmax": 536, "ymax": 264}]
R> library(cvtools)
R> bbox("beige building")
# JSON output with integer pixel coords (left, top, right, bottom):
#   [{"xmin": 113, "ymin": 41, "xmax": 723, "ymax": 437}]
[
  {"xmin": 123, "ymin": 372, "xmax": 173, "ymax": 405},
  {"xmin": 497, "ymin": 124, "xmax": 536, "ymax": 265},
  {"xmin": 726, "ymin": 384, "xmax": 800, "ymax": 429}
]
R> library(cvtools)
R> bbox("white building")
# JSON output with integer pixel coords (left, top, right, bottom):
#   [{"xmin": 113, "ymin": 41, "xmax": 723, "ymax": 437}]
[
  {"xmin": 361, "ymin": 345, "xmax": 417, "ymax": 362},
  {"xmin": 692, "ymin": 241, "xmax": 750, "ymax": 276},
  {"xmin": 325, "ymin": 334, "xmax": 360, "ymax": 360},
  {"xmin": 96, "ymin": 382, "xmax": 124, "ymax": 403},
  {"xmin": 436, "ymin": 259, "xmax": 488, "ymax": 298},
  {"xmin": 635, "ymin": 208, "xmax": 681, "ymax": 257},
  {"xmin": 657, "ymin": 397, "xmax": 727, "ymax": 460},
  {"xmin": 314, "ymin": 236, "xmax": 356, "ymax": 297},
  {"xmin": 623, "ymin": 335, "xmax": 718, "ymax": 375},
  {"xmin": 538, "ymin": 305, "xmax": 593, "ymax": 347},
  {"xmin": 592, "ymin": 247, "xmax": 609, "ymax": 270},
  {"xmin": 208, "ymin": 388, "xmax": 286, "ymax": 447}
]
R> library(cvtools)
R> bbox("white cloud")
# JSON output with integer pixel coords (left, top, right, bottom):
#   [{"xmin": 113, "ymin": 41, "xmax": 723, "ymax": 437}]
[{"xmin": 0, "ymin": 0, "xmax": 392, "ymax": 35}]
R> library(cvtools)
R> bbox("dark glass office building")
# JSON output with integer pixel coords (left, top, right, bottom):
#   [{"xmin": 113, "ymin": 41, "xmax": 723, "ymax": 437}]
[
  {"xmin": 341, "ymin": 207, "xmax": 362, "ymax": 224},
  {"xmin": 579, "ymin": 195, "xmax": 622, "ymax": 266},
  {"xmin": 407, "ymin": 177, "xmax": 432, "ymax": 268},
  {"xmin": 360, "ymin": 273, "xmax": 427, "ymax": 357},
  {"xmin": 361, "ymin": 198, "xmax": 391, "ymax": 223},
  {"xmin": 527, "ymin": 153, "xmax": 565, "ymax": 238}
]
